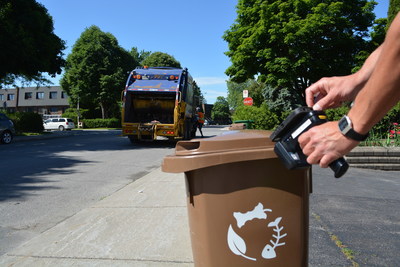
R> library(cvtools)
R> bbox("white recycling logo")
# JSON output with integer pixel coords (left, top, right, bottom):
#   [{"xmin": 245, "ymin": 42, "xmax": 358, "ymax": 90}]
[{"xmin": 227, "ymin": 203, "xmax": 287, "ymax": 261}]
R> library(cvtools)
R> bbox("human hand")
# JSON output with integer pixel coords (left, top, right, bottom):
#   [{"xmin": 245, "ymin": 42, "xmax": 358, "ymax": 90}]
[
  {"xmin": 305, "ymin": 75, "xmax": 361, "ymax": 110},
  {"xmin": 298, "ymin": 121, "xmax": 359, "ymax": 168}
]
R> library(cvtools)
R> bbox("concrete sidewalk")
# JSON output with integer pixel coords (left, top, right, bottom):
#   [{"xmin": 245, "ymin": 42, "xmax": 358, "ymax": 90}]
[{"xmin": 0, "ymin": 168, "xmax": 194, "ymax": 266}]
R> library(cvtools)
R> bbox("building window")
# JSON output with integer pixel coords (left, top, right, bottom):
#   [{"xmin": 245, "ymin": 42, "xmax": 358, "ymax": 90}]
[
  {"xmin": 25, "ymin": 92, "xmax": 33, "ymax": 99},
  {"xmin": 49, "ymin": 107, "xmax": 59, "ymax": 113},
  {"xmin": 61, "ymin": 91, "xmax": 67, "ymax": 98},
  {"xmin": 49, "ymin": 91, "xmax": 57, "ymax": 99},
  {"xmin": 0, "ymin": 94, "xmax": 4, "ymax": 101},
  {"xmin": 7, "ymin": 94, "xmax": 15, "ymax": 100},
  {"xmin": 36, "ymin": 92, "xmax": 44, "ymax": 99}
]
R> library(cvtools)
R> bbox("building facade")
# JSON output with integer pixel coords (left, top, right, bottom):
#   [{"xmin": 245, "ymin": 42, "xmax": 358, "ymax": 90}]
[{"xmin": 0, "ymin": 86, "xmax": 70, "ymax": 115}]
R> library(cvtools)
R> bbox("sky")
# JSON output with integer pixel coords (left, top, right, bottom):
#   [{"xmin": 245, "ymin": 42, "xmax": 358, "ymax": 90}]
[{"xmin": 36, "ymin": 0, "xmax": 389, "ymax": 104}]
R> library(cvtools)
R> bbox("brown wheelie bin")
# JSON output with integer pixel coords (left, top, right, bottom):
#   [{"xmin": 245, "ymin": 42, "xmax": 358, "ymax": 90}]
[{"xmin": 162, "ymin": 130, "xmax": 311, "ymax": 267}]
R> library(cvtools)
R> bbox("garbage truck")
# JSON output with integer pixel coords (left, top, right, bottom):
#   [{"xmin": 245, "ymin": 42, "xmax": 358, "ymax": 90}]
[{"xmin": 121, "ymin": 67, "xmax": 198, "ymax": 143}]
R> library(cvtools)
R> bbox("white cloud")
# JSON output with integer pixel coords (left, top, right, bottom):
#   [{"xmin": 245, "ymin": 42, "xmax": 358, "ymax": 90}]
[
  {"xmin": 194, "ymin": 76, "xmax": 227, "ymax": 86},
  {"xmin": 192, "ymin": 76, "xmax": 228, "ymax": 104},
  {"xmin": 202, "ymin": 88, "xmax": 228, "ymax": 104}
]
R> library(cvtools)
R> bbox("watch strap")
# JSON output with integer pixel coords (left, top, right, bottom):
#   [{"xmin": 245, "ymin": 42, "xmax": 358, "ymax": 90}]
[
  {"xmin": 344, "ymin": 127, "xmax": 369, "ymax": 141},
  {"xmin": 339, "ymin": 116, "xmax": 369, "ymax": 141}
]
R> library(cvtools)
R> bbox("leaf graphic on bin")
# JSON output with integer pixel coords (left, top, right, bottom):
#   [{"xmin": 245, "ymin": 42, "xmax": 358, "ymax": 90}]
[
  {"xmin": 228, "ymin": 224, "xmax": 246, "ymax": 255},
  {"xmin": 227, "ymin": 224, "xmax": 257, "ymax": 261}
]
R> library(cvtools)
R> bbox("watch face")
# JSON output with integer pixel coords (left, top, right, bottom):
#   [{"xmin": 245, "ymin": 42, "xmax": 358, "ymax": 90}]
[
  {"xmin": 339, "ymin": 116, "xmax": 352, "ymax": 134},
  {"xmin": 339, "ymin": 116, "xmax": 347, "ymax": 130},
  {"xmin": 338, "ymin": 115, "xmax": 369, "ymax": 141}
]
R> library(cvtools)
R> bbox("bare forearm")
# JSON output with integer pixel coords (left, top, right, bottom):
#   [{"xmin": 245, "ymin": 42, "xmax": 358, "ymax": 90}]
[
  {"xmin": 352, "ymin": 44, "xmax": 383, "ymax": 92},
  {"xmin": 349, "ymin": 14, "xmax": 400, "ymax": 134}
]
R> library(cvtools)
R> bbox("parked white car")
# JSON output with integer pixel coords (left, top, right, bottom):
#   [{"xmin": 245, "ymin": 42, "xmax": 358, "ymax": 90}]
[{"xmin": 43, "ymin": 118, "xmax": 75, "ymax": 131}]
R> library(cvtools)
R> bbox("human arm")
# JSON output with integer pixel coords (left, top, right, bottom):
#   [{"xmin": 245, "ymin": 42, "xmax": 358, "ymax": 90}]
[
  {"xmin": 299, "ymin": 13, "xmax": 400, "ymax": 168},
  {"xmin": 348, "ymin": 14, "xmax": 400, "ymax": 135}
]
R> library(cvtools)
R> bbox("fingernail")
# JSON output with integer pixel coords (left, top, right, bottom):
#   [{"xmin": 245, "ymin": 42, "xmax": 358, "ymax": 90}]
[{"xmin": 313, "ymin": 103, "xmax": 322, "ymax": 110}]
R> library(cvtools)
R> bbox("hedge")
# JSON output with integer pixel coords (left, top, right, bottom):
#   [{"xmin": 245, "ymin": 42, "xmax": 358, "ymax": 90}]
[
  {"xmin": 81, "ymin": 118, "xmax": 121, "ymax": 128},
  {"xmin": 324, "ymin": 103, "xmax": 400, "ymax": 139},
  {"xmin": 5, "ymin": 112, "xmax": 44, "ymax": 133},
  {"xmin": 232, "ymin": 103, "xmax": 279, "ymax": 130}
]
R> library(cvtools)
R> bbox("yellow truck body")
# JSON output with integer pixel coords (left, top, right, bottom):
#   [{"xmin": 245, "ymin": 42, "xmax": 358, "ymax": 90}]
[{"xmin": 121, "ymin": 67, "xmax": 197, "ymax": 142}]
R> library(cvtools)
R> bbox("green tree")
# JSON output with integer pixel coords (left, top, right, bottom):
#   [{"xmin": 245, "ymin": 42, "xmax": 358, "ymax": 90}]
[
  {"xmin": 141, "ymin": 52, "xmax": 181, "ymax": 68},
  {"xmin": 227, "ymin": 80, "xmax": 247, "ymax": 110},
  {"xmin": 388, "ymin": 0, "xmax": 400, "ymax": 26},
  {"xmin": 263, "ymin": 85, "xmax": 303, "ymax": 116},
  {"xmin": 224, "ymin": 0, "xmax": 376, "ymax": 99},
  {"xmin": 0, "ymin": 0, "xmax": 65, "ymax": 87},
  {"xmin": 130, "ymin": 47, "xmax": 151, "ymax": 67},
  {"xmin": 227, "ymin": 79, "xmax": 265, "ymax": 110},
  {"xmin": 353, "ymin": 17, "xmax": 387, "ymax": 73},
  {"xmin": 246, "ymin": 79, "xmax": 265, "ymax": 107},
  {"xmin": 61, "ymin": 26, "xmax": 134, "ymax": 119},
  {"xmin": 211, "ymin": 96, "xmax": 231, "ymax": 124}
]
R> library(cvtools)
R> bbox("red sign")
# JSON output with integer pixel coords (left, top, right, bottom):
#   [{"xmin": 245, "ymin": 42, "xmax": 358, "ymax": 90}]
[{"xmin": 243, "ymin": 97, "xmax": 253, "ymax": 106}]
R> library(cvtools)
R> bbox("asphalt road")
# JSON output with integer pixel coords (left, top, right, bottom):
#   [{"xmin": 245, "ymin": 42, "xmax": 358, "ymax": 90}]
[
  {"xmin": 309, "ymin": 167, "xmax": 400, "ymax": 266},
  {"xmin": 0, "ymin": 127, "xmax": 399, "ymax": 266},
  {"xmin": 0, "ymin": 127, "xmax": 226, "ymax": 256}
]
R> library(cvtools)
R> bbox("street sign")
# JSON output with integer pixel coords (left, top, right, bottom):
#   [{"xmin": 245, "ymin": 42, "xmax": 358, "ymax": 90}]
[
  {"xmin": 243, "ymin": 97, "xmax": 253, "ymax": 106},
  {"xmin": 243, "ymin": 90, "xmax": 248, "ymax": 98}
]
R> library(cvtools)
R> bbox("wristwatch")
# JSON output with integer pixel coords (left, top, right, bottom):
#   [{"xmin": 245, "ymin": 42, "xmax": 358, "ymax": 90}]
[{"xmin": 338, "ymin": 115, "xmax": 369, "ymax": 141}]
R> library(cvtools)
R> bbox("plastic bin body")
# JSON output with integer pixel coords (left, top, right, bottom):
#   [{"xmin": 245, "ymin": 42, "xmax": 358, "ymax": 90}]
[{"xmin": 162, "ymin": 130, "xmax": 310, "ymax": 267}]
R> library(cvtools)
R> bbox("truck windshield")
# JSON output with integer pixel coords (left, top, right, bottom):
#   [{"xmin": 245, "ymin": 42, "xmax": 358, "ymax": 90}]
[{"xmin": 127, "ymin": 78, "xmax": 179, "ymax": 92}]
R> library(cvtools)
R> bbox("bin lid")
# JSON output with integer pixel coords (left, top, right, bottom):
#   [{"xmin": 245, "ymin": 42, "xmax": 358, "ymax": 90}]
[{"xmin": 162, "ymin": 130, "xmax": 277, "ymax": 173}]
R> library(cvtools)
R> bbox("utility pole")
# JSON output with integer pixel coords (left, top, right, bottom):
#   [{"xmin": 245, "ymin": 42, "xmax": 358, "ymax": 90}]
[{"xmin": 77, "ymin": 96, "xmax": 81, "ymax": 128}]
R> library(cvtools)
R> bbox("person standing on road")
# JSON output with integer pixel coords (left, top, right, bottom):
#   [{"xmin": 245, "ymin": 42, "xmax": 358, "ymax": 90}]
[
  {"xmin": 196, "ymin": 107, "xmax": 205, "ymax": 137},
  {"xmin": 298, "ymin": 12, "xmax": 400, "ymax": 168}
]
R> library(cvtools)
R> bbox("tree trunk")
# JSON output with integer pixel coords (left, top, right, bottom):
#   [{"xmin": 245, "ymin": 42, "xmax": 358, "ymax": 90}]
[{"xmin": 100, "ymin": 102, "xmax": 105, "ymax": 119}]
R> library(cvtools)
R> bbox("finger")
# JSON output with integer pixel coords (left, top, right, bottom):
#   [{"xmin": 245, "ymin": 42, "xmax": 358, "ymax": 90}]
[
  {"xmin": 301, "ymin": 144, "xmax": 313, "ymax": 157},
  {"xmin": 306, "ymin": 151, "xmax": 321, "ymax": 165},
  {"xmin": 298, "ymin": 132, "xmax": 310, "ymax": 149},
  {"xmin": 312, "ymin": 94, "xmax": 335, "ymax": 110},
  {"xmin": 319, "ymin": 153, "xmax": 341, "ymax": 168},
  {"xmin": 305, "ymin": 84, "xmax": 320, "ymax": 107}
]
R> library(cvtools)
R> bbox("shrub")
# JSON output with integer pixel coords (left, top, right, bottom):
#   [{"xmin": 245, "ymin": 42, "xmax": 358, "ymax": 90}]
[
  {"xmin": 232, "ymin": 103, "xmax": 279, "ymax": 130},
  {"xmin": 81, "ymin": 118, "xmax": 121, "ymax": 128},
  {"xmin": 6, "ymin": 112, "xmax": 44, "ymax": 133},
  {"xmin": 325, "ymin": 106, "xmax": 350, "ymax": 121},
  {"xmin": 325, "ymin": 103, "xmax": 400, "ymax": 140},
  {"xmin": 371, "ymin": 102, "xmax": 400, "ymax": 138},
  {"xmin": 62, "ymin": 108, "xmax": 90, "ymax": 125}
]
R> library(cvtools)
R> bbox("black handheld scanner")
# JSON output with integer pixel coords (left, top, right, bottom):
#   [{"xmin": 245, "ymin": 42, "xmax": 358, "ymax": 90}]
[{"xmin": 270, "ymin": 107, "xmax": 349, "ymax": 178}]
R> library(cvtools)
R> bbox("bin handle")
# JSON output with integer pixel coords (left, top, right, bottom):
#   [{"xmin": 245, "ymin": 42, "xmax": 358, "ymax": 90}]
[{"xmin": 176, "ymin": 141, "xmax": 200, "ymax": 153}]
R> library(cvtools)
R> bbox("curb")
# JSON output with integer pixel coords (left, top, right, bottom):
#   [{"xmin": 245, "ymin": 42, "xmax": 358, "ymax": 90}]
[
  {"xmin": 12, "ymin": 132, "xmax": 75, "ymax": 143},
  {"xmin": 11, "ymin": 129, "xmax": 121, "ymax": 143}
]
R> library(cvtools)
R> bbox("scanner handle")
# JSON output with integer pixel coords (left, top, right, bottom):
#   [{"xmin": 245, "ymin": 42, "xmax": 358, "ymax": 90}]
[{"xmin": 329, "ymin": 157, "xmax": 349, "ymax": 178}]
